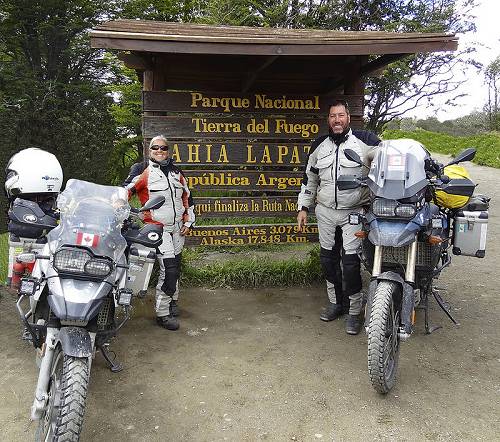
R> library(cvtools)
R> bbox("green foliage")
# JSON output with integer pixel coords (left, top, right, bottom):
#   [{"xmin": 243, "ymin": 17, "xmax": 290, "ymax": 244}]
[
  {"xmin": 105, "ymin": 58, "xmax": 143, "ymax": 184},
  {"xmin": 116, "ymin": 0, "xmax": 204, "ymax": 21},
  {"xmin": 387, "ymin": 113, "xmax": 490, "ymax": 137},
  {"xmin": 0, "ymin": 232, "xmax": 7, "ymax": 285},
  {"xmin": 0, "ymin": 0, "xmax": 119, "ymax": 232},
  {"xmin": 383, "ymin": 129, "xmax": 500, "ymax": 168}
]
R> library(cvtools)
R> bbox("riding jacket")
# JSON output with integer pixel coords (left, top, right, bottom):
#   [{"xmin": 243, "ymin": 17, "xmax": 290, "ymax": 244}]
[
  {"xmin": 298, "ymin": 129, "xmax": 380, "ymax": 211},
  {"xmin": 127, "ymin": 160, "xmax": 195, "ymax": 231}
]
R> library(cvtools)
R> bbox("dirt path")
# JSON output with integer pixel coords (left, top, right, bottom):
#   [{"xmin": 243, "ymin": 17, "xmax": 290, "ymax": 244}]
[{"xmin": 1, "ymin": 156, "xmax": 499, "ymax": 441}]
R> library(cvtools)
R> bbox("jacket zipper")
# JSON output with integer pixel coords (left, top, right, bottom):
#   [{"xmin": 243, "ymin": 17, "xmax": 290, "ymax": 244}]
[
  {"xmin": 334, "ymin": 143, "xmax": 339, "ymax": 209},
  {"xmin": 163, "ymin": 170, "xmax": 176, "ymax": 226},
  {"xmin": 169, "ymin": 177, "xmax": 177, "ymax": 226}
]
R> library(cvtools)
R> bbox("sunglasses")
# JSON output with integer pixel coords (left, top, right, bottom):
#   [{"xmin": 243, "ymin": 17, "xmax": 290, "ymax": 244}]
[{"xmin": 150, "ymin": 145, "xmax": 169, "ymax": 151}]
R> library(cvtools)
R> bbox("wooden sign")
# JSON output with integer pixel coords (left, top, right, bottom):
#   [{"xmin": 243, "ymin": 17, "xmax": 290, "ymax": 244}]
[
  {"xmin": 164, "ymin": 141, "xmax": 311, "ymax": 166},
  {"xmin": 143, "ymin": 115, "xmax": 328, "ymax": 140},
  {"xmin": 185, "ymin": 223, "xmax": 319, "ymax": 246},
  {"xmin": 186, "ymin": 170, "xmax": 302, "ymax": 191},
  {"xmin": 194, "ymin": 196, "xmax": 299, "ymax": 218},
  {"xmin": 143, "ymin": 91, "xmax": 364, "ymax": 116}
]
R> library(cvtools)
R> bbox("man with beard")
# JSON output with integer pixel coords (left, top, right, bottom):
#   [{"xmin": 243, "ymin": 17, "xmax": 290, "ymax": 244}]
[{"xmin": 297, "ymin": 100, "xmax": 380, "ymax": 335}]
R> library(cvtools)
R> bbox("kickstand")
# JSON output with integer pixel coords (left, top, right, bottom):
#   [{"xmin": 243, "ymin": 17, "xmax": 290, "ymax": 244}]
[
  {"xmin": 420, "ymin": 289, "xmax": 442, "ymax": 334},
  {"xmin": 417, "ymin": 290, "xmax": 442, "ymax": 335},
  {"xmin": 98, "ymin": 344, "xmax": 123, "ymax": 373},
  {"xmin": 432, "ymin": 289, "xmax": 460, "ymax": 326}
]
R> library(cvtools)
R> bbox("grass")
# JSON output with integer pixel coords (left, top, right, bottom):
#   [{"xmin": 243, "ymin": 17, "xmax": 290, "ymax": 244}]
[
  {"xmin": 180, "ymin": 244, "xmax": 322, "ymax": 288},
  {"xmin": 0, "ymin": 232, "xmax": 8, "ymax": 285},
  {"xmin": 383, "ymin": 129, "xmax": 500, "ymax": 168}
]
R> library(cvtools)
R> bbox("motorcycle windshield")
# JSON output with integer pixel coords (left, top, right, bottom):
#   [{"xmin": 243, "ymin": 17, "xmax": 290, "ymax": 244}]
[
  {"xmin": 47, "ymin": 179, "xmax": 130, "ymax": 261},
  {"xmin": 368, "ymin": 139, "xmax": 429, "ymax": 200}
]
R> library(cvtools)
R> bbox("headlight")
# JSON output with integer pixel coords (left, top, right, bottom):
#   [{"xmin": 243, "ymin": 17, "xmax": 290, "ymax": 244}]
[
  {"xmin": 372, "ymin": 199, "xmax": 398, "ymax": 217},
  {"xmin": 84, "ymin": 259, "xmax": 112, "ymax": 277},
  {"xmin": 394, "ymin": 204, "xmax": 416, "ymax": 218},
  {"xmin": 53, "ymin": 248, "xmax": 112, "ymax": 278},
  {"xmin": 54, "ymin": 249, "xmax": 89, "ymax": 273},
  {"xmin": 372, "ymin": 199, "xmax": 416, "ymax": 219}
]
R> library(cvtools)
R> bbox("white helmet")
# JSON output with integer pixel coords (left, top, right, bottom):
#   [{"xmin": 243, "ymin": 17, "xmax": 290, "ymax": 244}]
[{"xmin": 5, "ymin": 148, "xmax": 63, "ymax": 199}]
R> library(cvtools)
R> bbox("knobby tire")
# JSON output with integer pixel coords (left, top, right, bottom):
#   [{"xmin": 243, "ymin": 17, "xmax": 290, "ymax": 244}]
[
  {"xmin": 36, "ymin": 348, "xmax": 90, "ymax": 442},
  {"xmin": 367, "ymin": 281, "xmax": 401, "ymax": 394}
]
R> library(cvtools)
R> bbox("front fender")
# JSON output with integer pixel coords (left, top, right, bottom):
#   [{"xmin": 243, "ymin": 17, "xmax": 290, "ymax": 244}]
[
  {"xmin": 367, "ymin": 219, "xmax": 417, "ymax": 247},
  {"xmin": 58, "ymin": 327, "xmax": 93, "ymax": 358},
  {"xmin": 365, "ymin": 272, "xmax": 415, "ymax": 335}
]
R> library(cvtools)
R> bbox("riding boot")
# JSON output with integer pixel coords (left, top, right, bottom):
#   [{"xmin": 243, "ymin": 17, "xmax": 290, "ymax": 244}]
[{"xmin": 157, "ymin": 257, "xmax": 181, "ymax": 330}]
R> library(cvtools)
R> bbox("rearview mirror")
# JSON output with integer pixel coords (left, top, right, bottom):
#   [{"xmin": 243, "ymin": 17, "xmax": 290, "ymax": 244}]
[
  {"xmin": 344, "ymin": 149, "xmax": 363, "ymax": 166},
  {"xmin": 446, "ymin": 148, "xmax": 476, "ymax": 167},
  {"xmin": 140, "ymin": 196, "xmax": 165, "ymax": 212}
]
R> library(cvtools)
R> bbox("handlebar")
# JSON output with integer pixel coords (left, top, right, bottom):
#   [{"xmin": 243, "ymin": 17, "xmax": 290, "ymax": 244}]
[{"xmin": 424, "ymin": 158, "xmax": 443, "ymax": 177}]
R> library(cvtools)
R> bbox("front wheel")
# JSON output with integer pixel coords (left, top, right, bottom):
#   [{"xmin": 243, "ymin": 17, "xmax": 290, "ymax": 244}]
[
  {"xmin": 367, "ymin": 281, "xmax": 401, "ymax": 394},
  {"xmin": 36, "ymin": 346, "xmax": 90, "ymax": 441}
]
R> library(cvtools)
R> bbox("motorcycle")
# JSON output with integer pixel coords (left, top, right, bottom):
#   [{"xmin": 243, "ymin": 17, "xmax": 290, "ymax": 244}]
[
  {"xmin": 337, "ymin": 139, "xmax": 487, "ymax": 394},
  {"xmin": 14, "ymin": 179, "xmax": 164, "ymax": 441}
]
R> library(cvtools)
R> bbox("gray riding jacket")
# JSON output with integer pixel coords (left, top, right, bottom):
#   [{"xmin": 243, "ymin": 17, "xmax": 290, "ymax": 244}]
[{"xmin": 297, "ymin": 129, "xmax": 380, "ymax": 211}]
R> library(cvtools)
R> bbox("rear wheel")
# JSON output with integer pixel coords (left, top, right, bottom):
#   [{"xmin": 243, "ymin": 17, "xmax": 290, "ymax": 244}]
[
  {"xmin": 36, "ymin": 346, "xmax": 90, "ymax": 441},
  {"xmin": 367, "ymin": 281, "xmax": 401, "ymax": 394}
]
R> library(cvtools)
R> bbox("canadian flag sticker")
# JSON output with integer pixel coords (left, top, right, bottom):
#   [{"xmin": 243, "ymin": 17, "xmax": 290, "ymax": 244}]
[{"xmin": 76, "ymin": 232, "xmax": 100, "ymax": 248}]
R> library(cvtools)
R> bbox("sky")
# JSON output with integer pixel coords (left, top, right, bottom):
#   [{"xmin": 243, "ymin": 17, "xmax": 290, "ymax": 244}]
[{"xmin": 408, "ymin": 0, "xmax": 500, "ymax": 121}]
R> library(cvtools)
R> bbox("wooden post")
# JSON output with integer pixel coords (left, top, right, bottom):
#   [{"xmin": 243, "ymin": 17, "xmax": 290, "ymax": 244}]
[
  {"xmin": 142, "ymin": 69, "xmax": 155, "ymax": 160},
  {"xmin": 344, "ymin": 56, "xmax": 367, "ymax": 129},
  {"xmin": 344, "ymin": 56, "xmax": 367, "ymax": 102}
]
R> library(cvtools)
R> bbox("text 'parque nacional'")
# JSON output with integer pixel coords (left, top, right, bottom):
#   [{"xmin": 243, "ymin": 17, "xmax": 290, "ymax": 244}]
[{"xmin": 190, "ymin": 92, "xmax": 320, "ymax": 113}]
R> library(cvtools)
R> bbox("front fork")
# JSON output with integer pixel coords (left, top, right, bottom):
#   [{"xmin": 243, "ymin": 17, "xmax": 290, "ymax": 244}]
[
  {"xmin": 30, "ymin": 328, "xmax": 96, "ymax": 421},
  {"xmin": 31, "ymin": 328, "xmax": 58, "ymax": 420},
  {"xmin": 366, "ymin": 242, "xmax": 417, "ymax": 341}
]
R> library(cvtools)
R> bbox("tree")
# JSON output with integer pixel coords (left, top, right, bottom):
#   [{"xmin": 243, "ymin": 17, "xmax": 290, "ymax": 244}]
[
  {"xmin": 115, "ymin": 0, "xmax": 205, "ymax": 22},
  {"xmin": 0, "ymin": 0, "xmax": 119, "ymax": 231},
  {"xmin": 363, "ymin": 0, "xmax": 478, "ymax": 132},
  {"xmin": 484, "ymin": 56, "xmax": 500, "ymax": 131},
  {"xmin": 105, "ymin": 56, "xmax": 143, "ymax": 184},
  {"xmin": 192, "ymin": 0, "xmax": 477, "ymax": 133}
]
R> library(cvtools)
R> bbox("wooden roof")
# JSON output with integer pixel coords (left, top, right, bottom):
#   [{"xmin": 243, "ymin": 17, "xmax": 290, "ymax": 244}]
[
  {"xmin": 91, "ymin": 20, "xmax": 457, "ymax": 55},
  {"xmin": 90, "ymin": 20, "xmax": 458, "ymax": 94}
]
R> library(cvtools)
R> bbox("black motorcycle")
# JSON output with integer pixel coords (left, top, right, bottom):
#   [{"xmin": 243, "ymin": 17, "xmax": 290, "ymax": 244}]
[{"xmin": 338, "ymin": 140, "xmax": 488, "ymax": 393}]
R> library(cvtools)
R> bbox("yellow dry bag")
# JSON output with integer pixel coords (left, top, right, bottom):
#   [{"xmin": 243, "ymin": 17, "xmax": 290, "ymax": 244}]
[{"xmin": 434, "ymin": 164, "xmax": 472, "ymax": 209}]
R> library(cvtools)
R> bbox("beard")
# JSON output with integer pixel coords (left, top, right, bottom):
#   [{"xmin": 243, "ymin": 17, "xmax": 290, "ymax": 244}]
[{"xmin": 329, "ymin": 127, "xmax": 350, "ymax": 145}]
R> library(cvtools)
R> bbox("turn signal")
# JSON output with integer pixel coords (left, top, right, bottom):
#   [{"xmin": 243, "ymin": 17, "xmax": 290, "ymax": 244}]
[
  {"xmin": 427, "ymin": 235, "xmax": 443, "ymax": 245},
  {"xmin": 354, "ymin": 231, "xmax": 367, "ymax": 239}
]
